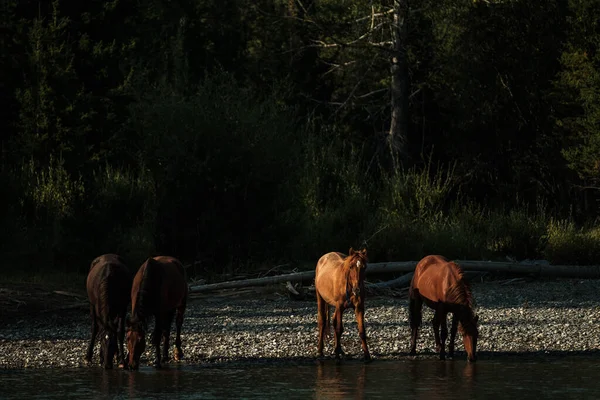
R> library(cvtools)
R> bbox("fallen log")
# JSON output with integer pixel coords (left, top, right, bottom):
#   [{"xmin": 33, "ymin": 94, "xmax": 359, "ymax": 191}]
[
  {"xmin": 366, "ymin": 271, "xmax": 487, "ymax": 291},
  {"xmin": 189, "ymin": 270, "xmax": 315, "ymax": 293},
  {"xmin": 455, "ymin": 260, "xmax": 600, "ymax": 278},
  {"xmin": 367, "ymin": 273, "xmax": 413, "ymax": 290},
  {"xmin": 188, "ymin": 260, "xmax": 600, "ymax": 293},
  {"xmin": 366, "ymin": 260, "xmax": 600, "ymax": 278}
]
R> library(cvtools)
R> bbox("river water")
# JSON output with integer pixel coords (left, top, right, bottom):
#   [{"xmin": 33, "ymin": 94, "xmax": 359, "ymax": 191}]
[{"xmin": 1, "ymin": 357, "xmax": 599, "ymax": 399}]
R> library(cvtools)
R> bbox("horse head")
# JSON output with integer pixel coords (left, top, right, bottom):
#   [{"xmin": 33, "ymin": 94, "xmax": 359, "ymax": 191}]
[
  {"xmin": 345, "ymin": 248, "xmax": 368, "ymax": 303},
  {"xmin": 126, "ymin": 316, "xmax": 147, "ymax": 370},
  {"xmin": 460, "ymin": 312, "xmax": 479, "ymax": 362}
]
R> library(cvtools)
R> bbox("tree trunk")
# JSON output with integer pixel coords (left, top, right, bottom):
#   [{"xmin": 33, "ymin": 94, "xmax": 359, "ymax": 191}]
[{"xmin": 388, "ymin": 0, "xmax": 410, "ymax": 166}]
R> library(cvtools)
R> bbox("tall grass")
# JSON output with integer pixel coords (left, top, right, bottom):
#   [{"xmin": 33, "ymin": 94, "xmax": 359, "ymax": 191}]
[{"xmin": 295, "ymin": 138, "xmax": 600, "ymax": 265}]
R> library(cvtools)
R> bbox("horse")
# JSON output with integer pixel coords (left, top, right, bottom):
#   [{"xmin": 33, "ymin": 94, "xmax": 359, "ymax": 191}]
[
  {"xmin": 408, "ymin": 255, "xmax": 479, "ymax": 362},
  {"xmin": 315, "ymin": 248, "xmax": 371, "ymax": 362},
  {"xmin": 85, "ymin": 253, "xmax": 133, "ymax": 369},
  {"xmin": 126, "ymin": 255, "xmax": 188, "ymax": 370}
]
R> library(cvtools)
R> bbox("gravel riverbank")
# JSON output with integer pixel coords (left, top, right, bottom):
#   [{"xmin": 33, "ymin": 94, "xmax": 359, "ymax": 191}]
[{"xmin": 1, "ymin": 278, "xmax": 600, "ymax": 369}]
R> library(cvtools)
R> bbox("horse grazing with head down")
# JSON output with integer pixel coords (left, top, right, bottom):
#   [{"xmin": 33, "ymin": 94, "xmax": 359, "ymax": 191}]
[
  {"xmin": 315, "ymin": 248, "xmax": 370, "ymax": 362},
  {"xmin": 408, "ymin": 255, "xmax": 479, "ymax": 362},
  {"xmin": 126, "ymin": 256, "xmax": 188, "ymax": 370},
  {"xmin": 85, "ymin": 254, "xmax": 133, "ymax": 369}
]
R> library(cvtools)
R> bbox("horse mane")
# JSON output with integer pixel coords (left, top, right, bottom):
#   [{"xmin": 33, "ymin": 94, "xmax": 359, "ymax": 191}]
[
  {"xmin": 445, "ymin": 262, "xmax": 474, "ymax": 309},
  {"xmin": 445, "ymin": 262, "xmax": 478, "ymax": 332},
  {"xmin": 342, "ymin": 249, "xmax": 368, "ymax": 270}
]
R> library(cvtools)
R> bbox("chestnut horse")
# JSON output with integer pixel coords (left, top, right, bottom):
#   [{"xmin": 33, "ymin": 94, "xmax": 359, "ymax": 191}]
[
  {"xmin": 126, "ymin": 256, "xmax": 188, "ymax": 370},
  {"xmin": 408, "ymin": 255, "xmax": 479, "ymax": 362},
  {"xmin": 315, "ymin": 248, "xmax": 370, "ymax": 361},
  {"xmin": 85, "ymin": 254, "xmax": 133, "ymax": 369}
]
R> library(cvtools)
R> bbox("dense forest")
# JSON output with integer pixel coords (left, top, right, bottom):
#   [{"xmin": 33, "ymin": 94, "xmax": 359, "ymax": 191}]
[{"xmin": 1, "ymin": 0, "xmax": 599, "ymax": 277}]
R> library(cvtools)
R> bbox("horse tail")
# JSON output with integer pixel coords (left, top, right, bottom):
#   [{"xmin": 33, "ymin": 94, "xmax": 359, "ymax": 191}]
[
  {"xmin": 316, "ymin": 290, "xmax": 331, "ymax": 339},
  {"xmin": 136, "ymin": 258, "xmax": 161, "ymax": 320},
  {"xmin": 99, "ymin": 270, "xmax": 117, "ymax": 333},
  {"xmin": 408, "ymin": 289, "xmax": 422, "ymax": 330}
]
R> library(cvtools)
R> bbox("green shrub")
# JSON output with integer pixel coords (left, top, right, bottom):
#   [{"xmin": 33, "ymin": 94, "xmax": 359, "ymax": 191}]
[
  {"xmin": 294, "ymin": 125, "xmax": 377, "ymax": 259},
  {"xmin": 543, "ymin": 220, "xmax": 600, "ymax": 265}
]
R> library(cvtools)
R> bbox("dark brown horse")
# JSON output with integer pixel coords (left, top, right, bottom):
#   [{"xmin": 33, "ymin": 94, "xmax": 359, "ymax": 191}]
[
  {"xmin": 315, "ymin": 248, "xmax": 370, "ymax": 361},
  {"xmin": 408, "ymin": 255, "xmax": 479, "ymax": 362},
  {"xmin": 126, "ymin": 256, "xmax": 188, "ymax": 370},
  {"xmin": 85, "ymin": 254, "xmax": 132, "ymax": 369}
]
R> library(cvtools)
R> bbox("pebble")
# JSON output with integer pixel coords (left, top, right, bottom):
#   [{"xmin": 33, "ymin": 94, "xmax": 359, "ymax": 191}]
[{"xmin": 1, "ymin": 279, "xmax": 599, "ymax": 369}]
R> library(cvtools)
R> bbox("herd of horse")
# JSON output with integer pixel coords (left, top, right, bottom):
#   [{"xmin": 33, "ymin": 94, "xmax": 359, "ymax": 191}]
[{"xmin": 85, "ymin": 249, "xmax": 479, "ymax": 370}]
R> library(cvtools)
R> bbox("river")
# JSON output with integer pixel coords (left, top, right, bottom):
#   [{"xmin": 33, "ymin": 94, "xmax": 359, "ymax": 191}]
[{"xmin": 1, "ymin": 357, "xmax": 599, "ymax": 399}]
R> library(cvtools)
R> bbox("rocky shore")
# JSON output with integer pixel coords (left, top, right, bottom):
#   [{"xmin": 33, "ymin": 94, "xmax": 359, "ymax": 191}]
[{"xmin": 1, "ymin": 277, "xmax": 600, "ymax": 369}]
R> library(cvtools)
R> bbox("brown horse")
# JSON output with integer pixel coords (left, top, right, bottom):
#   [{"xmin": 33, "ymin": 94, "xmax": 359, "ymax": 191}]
[
  {"xmin": 315, "ymin": 248, "xmax": 370, "ymax": 361},
  {"xmin": 126, "ymin": 256, "xmax": 188, "ymax": 370},
  {"xmin": 408, "ymin": 255, "xmax": 479, "ymax": 362},
  {"xmin": 85, "ymin": 254, "xmax": 132, "ymax": 369}
]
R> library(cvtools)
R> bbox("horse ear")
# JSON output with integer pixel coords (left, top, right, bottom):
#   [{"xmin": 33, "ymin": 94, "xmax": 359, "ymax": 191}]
[
  {"xmin": 360, "ymin": 248, "xmax": 367, "ymax": 256},
  {"xmin": 349, "ymin": 247, "xmax": 355, "ymax": 255}
]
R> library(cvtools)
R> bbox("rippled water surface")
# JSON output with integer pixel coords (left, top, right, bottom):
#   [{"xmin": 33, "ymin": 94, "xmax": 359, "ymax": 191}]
[{"xmin": 2, "ymin": 357, "xmax": 600, "ymax": 399}]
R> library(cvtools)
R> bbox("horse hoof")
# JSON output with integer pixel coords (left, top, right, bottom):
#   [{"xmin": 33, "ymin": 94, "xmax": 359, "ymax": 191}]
[
  {"xmin": 174, "ymin": 349, "xmax": 184, "ymax": 361},
  {"xmin": 364, "ymin": 356, "xmax": 373, "ymax": 364}
]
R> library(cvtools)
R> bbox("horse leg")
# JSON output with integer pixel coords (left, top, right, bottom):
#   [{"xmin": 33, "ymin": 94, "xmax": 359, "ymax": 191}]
[
  {"xmin": 333, "ymin": 306, "xmax": 345, "ymax": 360},
  {"xmin": 409, "ymin": 296, "xmax": 423, "ymax": 356},
  {"xmin": 117, "ymin": 312, "xmax": 126, "ymax": 368},
  {"xmin": 85, "ymin": 305, "xmax": 97, "ymax": 364},
  {"xmin": 354, "ymin": 302, "xmax": 371, "ymax": 362},
  {"xmin": 174, "ymin": 302, "xmax": 186, "ymax": 361},
  {"xmin": 152, "ymin": 316, "xmax": 162, "ymax": 368},
  {"xmin": 162, "ymin": 311, "xmax": 175, "ymax": 361},
  {"xmin": 432, "ymin": 310, "xmax": 445, "ymax": 360},
  {"xmin": 316, "ymin": 291, "xmax": 328, "ymax": 358},
  {"xmin": 448, "ymin": 313, "xmax": 459, "ymax": 359},
  {"xmin": 440, "ymin": 311, "xmax": 449, "ymax": 360}
]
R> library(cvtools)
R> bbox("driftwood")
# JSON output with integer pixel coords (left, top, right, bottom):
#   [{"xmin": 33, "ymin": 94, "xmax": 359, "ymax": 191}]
[
  {"xmin": 188, "ymin": 260, "xmax": 600, "ymax": 294},
  {"xmin": 189, "ymin": 270, "xmax": 314, "ymax": 293},
  {"xmin": 366, "ymin": 271, "xmax": 486, "ymax": 291},
  {"xmin": 367, "ymin": 273, "xmax": 413, "ymax": 290},
  {"xmin": 52, "ymin": 290, "xmax": 85, "ymax": 299}
]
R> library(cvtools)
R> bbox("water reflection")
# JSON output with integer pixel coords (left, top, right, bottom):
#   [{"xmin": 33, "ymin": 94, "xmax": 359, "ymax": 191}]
[
  {"xmin": 125, "ymin": 366, "xmax": 187, "ymax": 399},
  {"xmin": 315, "ymin": 362, "xmax": 366, "ymax": 399},
  {"xmin": 404, "ymin": 359, "xmax": 478, "ymax": 400},
  {"xmin": 2, "ymin": 358, "xmax": 600, "ymax": 399}
]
